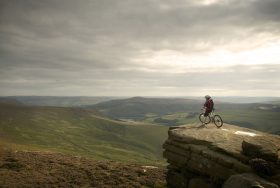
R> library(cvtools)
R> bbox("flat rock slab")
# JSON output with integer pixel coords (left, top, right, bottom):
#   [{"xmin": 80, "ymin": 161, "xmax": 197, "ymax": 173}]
[{"xmin": 169, "ymin": 123, "xmax": 280, "ymax": 162}]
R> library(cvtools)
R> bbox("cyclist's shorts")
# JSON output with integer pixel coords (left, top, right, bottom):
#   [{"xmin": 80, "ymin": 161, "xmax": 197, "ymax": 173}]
[{"xmin": 204, "ymin": 111, "xmax": 211, "ymax": 117}]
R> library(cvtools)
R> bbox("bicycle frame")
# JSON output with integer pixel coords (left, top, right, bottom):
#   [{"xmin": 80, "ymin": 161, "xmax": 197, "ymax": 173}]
[
  {"xmin": 199, "ymin": 108, "xmax": 223, "ymax": 128},
  {"xmin": 201, "ymin": 108, "xmax": 215, "ymax": 118}
]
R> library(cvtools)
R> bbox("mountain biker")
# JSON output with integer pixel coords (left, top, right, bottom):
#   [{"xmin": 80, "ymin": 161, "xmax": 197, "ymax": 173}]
[{"xmin": 203, "ymin": 95, "xmax": 214, "ymax": 117}]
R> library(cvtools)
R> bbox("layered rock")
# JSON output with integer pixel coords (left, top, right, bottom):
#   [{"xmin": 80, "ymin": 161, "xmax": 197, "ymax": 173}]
[{"xmin": 163, "ymin": 123, "xmax": 280, "ymax": 188}]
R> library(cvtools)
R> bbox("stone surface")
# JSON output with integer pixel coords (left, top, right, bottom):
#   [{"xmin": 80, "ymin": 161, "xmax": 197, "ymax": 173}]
[
  {"xmin": 249, "ymin": 158, "xmax": 274, "ymax": 176},
  {"xmin": 163, "ymin": 123, "xmax": 280, "ymax": 188},
  {"xmin": 167, "ymin": 170, "xmax": 189, "ymax": 188},
  {"xmin": 270, "ymin": 175, "xmax": 280, "ymax": 186},
  {"xmin": 163, "ymin": 150, "xmax": 189, "ymax": 167},
  {"xmin": 168, "ymin": 123, "xmax": 280, "ymax": 162},
  {"xmin": 188, "ymin": 178, "xmax": 215, "ymax": 188},
  {"xmin": 242, "ymin": 139, "xmax": 280, "ymax": 162},
  {"xmin": 223, "ymin": 173, "xmax": 279, "ymax": 188}
]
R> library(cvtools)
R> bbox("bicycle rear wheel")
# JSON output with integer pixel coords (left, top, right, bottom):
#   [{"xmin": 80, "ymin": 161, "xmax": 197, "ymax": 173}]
[
  {"xmin": 213, "ymin": 115, "xmax": 223, "ymax": 128},
  {"xmin": 199, "ymin": 113, "xmax": 211, "ymax": 124}
]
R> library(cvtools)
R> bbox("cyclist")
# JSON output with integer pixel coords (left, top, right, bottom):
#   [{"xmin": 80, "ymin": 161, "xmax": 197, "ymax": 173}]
[
  {"xmin": 199, "ymin": 95, "xmax": 223, "ymax": 127},
  {"xmin": 203, "ymin": 95, "xmax": 214, "ymax": 117}
]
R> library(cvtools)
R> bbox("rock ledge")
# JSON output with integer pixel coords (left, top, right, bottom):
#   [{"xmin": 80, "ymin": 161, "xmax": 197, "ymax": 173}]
[{"xmin": 163, "ymin": 123, "xmax": 280, "ymax": 188}]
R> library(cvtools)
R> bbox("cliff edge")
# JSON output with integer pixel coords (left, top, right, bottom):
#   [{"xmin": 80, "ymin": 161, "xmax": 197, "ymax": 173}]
[{"xmin": 163, "ymin": 123, "xmax": 280, "ymax": 188}]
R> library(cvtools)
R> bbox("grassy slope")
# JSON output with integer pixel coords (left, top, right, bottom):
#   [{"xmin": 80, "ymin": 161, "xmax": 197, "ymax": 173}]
[
  {"xmin": 219, "ymin": 108, "xmax": 280, "ymax": 134},
  {"xmin": 0, "ymin": 104, "xmax": 168, "ymax": 165},
  {"xmin": 143, "ymin": 112, "xmax": 198, "ymax": 126}
]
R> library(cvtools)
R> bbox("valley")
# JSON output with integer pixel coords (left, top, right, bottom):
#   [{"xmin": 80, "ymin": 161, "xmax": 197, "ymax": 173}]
[
  {"xmin": 89, "ymin": 97, "xmax": 280, "ymax": 135},
  {"xmin": 0, "ymin": 103, "xmax": 168, "ymax": 165}
]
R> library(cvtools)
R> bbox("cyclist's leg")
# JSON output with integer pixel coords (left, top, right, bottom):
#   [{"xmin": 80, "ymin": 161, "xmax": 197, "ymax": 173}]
[{"xmin": 203, "ymin": 111, "xmax": 210, "ymax": 124}]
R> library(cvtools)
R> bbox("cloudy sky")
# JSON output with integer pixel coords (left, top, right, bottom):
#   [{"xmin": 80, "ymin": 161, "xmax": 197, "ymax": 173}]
[{"xmin": 1, "ymin": 0, "xmax": 280, "ymax": 96}]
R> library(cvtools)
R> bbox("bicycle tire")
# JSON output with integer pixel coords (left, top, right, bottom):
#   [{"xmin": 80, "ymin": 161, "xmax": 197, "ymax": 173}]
[
  {"xmin": 213, "ymin": 115, "xmax": 223, "ymax": 128},
  {"xmin": 199, "ymin": 113, "xmax": 211, "ymax": 124}
]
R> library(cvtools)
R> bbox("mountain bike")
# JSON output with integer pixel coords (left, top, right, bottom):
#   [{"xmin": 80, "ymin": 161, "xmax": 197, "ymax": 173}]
[{"xmin": 199, "ymin": 108, "xmax": 223, "ymax": 128}]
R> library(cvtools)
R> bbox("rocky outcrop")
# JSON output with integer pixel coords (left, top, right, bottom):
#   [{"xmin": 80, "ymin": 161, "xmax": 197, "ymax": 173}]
[{"xmin": 163, "ymin": 123, "xmax": 280, "ymax": 188}]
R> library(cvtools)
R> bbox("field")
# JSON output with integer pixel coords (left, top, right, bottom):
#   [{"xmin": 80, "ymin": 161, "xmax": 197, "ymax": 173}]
[
  {"xmin": 219, "ymin": 108, "xmax": 280, "ymax": 134},
  {"xmin": 143, "ymin": 112, "xmax": 198, "ymax": 126},
  {"xmin": 0, "ymin": 104, "xmax": 168, "ymax": 165}
]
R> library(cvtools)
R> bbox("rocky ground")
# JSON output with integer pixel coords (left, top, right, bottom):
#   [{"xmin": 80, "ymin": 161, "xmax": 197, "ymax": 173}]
[
  {"xmin": 0, "ymin": 148, "xmax": 166, "ymax": 188},
  {"xmin": 163, "ymin": 123, "xmax": 280, "ymax": 188}
]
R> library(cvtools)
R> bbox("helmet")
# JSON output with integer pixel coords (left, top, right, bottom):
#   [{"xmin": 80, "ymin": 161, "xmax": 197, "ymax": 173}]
[{"xmin": 205, "ymin": 95, "xmax": 211, "ymax": 99}]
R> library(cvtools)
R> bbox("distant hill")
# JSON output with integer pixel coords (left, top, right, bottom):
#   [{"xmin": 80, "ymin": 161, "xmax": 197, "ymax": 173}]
[
  {"xmin": 0, "ymin": 104, "xmax": 168, "ymax": 165},
  {"xmin": 214, "ymin": 96, "xmax": 280, "ymax": 103},
  {"xmin": 0, "ymin": 98, "xmax": 23, "ymax": 105},
  {"xmin": 2, "ymin": 96, "xmax": 122, "ymax": 107},
  {"xmin": 263, "ymin": 100, "xmax": 280, "ymax": 105},
  {"xmin": 89, "ymin": 97, "xmax": 203, "ymax": 120},
  {"xmin": 89, "ymin": 97, "xmax": 280, "ymax": 135},
  {"xmin": 88, "ymin": 96, "xmax": 271, "ymax": 118}
]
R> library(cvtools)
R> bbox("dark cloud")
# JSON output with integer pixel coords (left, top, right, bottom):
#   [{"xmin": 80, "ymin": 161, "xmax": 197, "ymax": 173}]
[{"xmin": 0, "ymin": 0, "xmax": 280, "ymax": 96}]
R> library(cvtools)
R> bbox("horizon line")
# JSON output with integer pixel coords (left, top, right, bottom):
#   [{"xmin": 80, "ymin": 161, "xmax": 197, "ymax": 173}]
[{"xmin": 1, "ymin": 95, "xmax": 280, "ymax": 98}]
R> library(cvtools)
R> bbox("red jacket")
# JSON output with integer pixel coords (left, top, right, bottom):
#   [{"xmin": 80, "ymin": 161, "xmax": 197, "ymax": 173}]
[{"xmin": 204, "ymin": 98, "xmax": 214, "ymax": 112}]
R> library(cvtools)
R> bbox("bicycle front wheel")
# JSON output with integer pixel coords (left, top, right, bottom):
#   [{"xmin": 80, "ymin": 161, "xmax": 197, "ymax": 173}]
[
  {"xmin": 199, "ymin": 113, "xmax": 211, "ymax": 124},
  {"xmin": 213, "ymin": 115, "xmax": 223, "ymax": 128}
]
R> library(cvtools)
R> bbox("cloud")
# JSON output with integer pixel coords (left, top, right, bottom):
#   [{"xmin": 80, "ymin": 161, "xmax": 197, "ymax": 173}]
[{"xmin": 0, "ymin": 0, "xmax": 280, "ymax": 96}]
